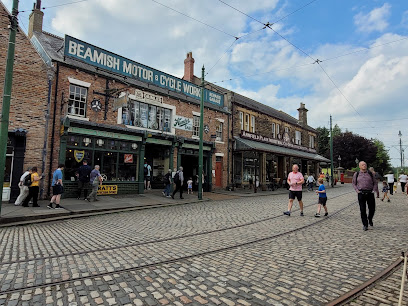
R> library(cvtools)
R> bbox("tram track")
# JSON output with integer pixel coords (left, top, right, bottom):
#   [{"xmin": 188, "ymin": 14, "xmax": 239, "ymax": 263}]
[
  {"xmin": 0, "ymin": 193, "xmax": 357, "ymax": 295},
  {"xmin": 0, "ymin": 191, "xmax": 353, "ymax": 266}
]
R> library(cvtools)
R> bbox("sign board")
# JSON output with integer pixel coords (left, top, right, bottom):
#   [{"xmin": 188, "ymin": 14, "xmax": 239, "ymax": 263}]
[
  {"xmin": 113, "ymin": 92, "xmax": 129, "ymax": 111},
  {"xmin": 64, "ymin": 35, "xmax": 224, "ymax": 107},
  {"xmin": 97, "ymin": 185, "xmax": 118, "ymax": 195},
  {"xmin": 211, "ymin": 134, "xmax": 217, "ymax": 139},
  {"xmin": 240, "ymin": 130, "xmax": 317, "ymax": 153},
  {"xmin": 124, "ymin": 154, "xmax": 133, "ymax": 163},
  {"xmin": 173, "ymin": 115, "xmax": 193, "ymax": 131}
]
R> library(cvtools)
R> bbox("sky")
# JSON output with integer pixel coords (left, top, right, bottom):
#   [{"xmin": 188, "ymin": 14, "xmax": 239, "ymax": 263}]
[{"xmin": 3, "ymin": 0, "xmax": 408, "ymax": 167}]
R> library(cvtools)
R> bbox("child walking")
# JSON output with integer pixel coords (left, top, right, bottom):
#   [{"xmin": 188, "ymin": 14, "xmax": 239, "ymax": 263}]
[
  {"xmin": 381, "ymin": 181, "xmax": 390, "ymax": 202},
  {"xmin": 315, "ymin": 177, "xmax": 328, "ymax": 217},
  {"xmin": 187, "ymin": 177, "xmax": 193, "ymax": 194}
]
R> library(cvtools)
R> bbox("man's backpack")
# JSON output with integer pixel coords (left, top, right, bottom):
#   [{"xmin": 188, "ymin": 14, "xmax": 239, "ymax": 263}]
[
  {"xmin": 23, "ymin": 173, "xmax": 32, "ymax": 186},
  {"xmin": 144, "ymin": 166, "xmax": 148, "ymax": 176},
  {"xmin": 173, "ymin": 172, "xmax": 180, "ymax": 184}
]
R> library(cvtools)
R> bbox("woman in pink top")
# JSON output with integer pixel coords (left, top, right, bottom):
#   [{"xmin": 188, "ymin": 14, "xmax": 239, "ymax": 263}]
[{"xmin": 284, "ymin": 164, "xmax": 305, "ymax": 216}]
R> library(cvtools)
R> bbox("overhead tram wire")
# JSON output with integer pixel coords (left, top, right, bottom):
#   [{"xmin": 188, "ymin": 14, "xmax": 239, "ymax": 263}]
[
  {"xmin": 19, "ymin": 0, "xmax": 90, "ymax": 12},
  {"xmin": 273, "ymin": 0, "xmax": 321, "ymax": 24}
]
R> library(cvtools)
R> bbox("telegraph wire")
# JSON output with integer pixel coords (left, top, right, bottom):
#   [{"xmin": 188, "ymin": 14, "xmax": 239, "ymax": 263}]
[
  {"xmin": 20, "ymin": 0, "xmax": 90, "ymax": 12},
  {"xmin": 151, "ymin": 0, "xmax": 237, "ymax": 38},
  {"xmin": 273, "ymin": 0, "xmax": 320, "ymax": 24}
]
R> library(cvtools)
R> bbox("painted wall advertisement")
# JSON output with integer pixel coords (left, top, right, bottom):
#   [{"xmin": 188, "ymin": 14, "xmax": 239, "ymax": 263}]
[
  {"xmin": 173, "ymin": 115, "xmax": 192, "ymax": 131},
  {"xmin": 64, "ymin": 35, "xmax": 224, "ymax": 107}
]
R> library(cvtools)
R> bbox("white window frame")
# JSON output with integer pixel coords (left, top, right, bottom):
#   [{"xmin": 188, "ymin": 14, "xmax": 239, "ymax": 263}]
[
  {"xmin": 309, "ymin": 135, "xmax": 315, "ymax": 148},
  {"xmin": 216, "ymin": 121, "xmax": 223, "ymax": 142},
  {"xmin": 276, "ymin": 124, "xmax": 280, "ymax": 136},
  {"xmin": 193, "ymin": 115, "xmax": 200, "ymax": 137},
  {"xmin": 272, "ymin": 123, "xmax": 276, "ymax": 138},
  {"xmin": 244, "ymin": 114, "xmax": 250, "ymax": 131},
  {"xmin": 68, "ymin": 84, "xmax": 88, "ymax": 118},
  {"xmin": 250, "ymin": 115, "xmax": 255, "ymax": 133},
  {"xmin": 239, "ymin": 112, "xmax": 244, "ymax": 131},
  {"xmin": 295, "ymin": 130, "xmax": 301, "ymax": 145}
]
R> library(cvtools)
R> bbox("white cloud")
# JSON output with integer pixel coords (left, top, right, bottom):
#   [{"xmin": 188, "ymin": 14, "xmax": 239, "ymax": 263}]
[{"xmin": 354, "ymin": 3, "xmax": 391, "ymax": 33}]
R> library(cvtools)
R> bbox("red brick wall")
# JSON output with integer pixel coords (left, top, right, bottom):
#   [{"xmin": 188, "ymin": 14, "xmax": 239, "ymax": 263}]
[{"xmin": 0, "ymin": 4, "xmax": 50, "ymax": 193}]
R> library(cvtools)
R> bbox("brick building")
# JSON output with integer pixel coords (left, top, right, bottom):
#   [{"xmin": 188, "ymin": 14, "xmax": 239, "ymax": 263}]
[
  {"xmin": 27, "ymin": 4, "xmax": 228, "ymax": 197},
  {"xmin": 182, "ymin": 53, "xmax": 329, "ymax": 190},
  {"xmin": 0, "ymin": 2, "xmax": 50, "ymax": 202}
]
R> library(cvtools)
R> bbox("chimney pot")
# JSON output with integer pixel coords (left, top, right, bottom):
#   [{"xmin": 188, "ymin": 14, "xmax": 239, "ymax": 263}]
[
  {"xmin": 28, "ymin": 0, "xmax": 44, "ymax": 39},
  {"xmin": 183, "ymin": 52, "xmax": 195, "ymax": 82}
]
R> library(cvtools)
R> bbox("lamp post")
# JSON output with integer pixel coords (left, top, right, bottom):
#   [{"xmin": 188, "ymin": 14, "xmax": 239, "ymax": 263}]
[
  {"xmin": 355, "ymin": 158, "xmax": 359, "ymax": 166},
  {"xmin": 198, "ymin": 66, "xmax": 205, "ymax": 200},
  {"xmin": 338, "ymin": 155, "xmax": 341, "ymax": 168}
]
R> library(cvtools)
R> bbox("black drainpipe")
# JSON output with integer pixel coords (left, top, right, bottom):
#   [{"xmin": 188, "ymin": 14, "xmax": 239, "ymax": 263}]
[
  {"xmin": 231, "ymin": 96, "xmax": 235, "ymax": 190},
  {"xmin": 47, "ymin": 62, "xmax": 59, "ymax": 197},
  {"xmin": 39, "ymin": 73, "xmax": 52, "ymax": 199}
]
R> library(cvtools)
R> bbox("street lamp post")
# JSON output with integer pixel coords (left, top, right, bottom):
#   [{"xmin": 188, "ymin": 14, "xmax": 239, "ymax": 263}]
[
  {"xmin": 338, "ymin": 155, "xmax": 341, "ymax": 168},
  {"xmin": 198, "ymin": 66, "xmax": 205, "ymax": 200}
]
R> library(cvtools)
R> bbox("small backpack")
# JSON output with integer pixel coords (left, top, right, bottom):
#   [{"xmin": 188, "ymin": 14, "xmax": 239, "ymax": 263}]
[
  {"xmin": 144, "ymin": 166, "xmax": 148, "ymax": 176},
  {"xmin": 173, "ymin": 172, "xmax": 180, "ymax": 184},
  {"xmin": 23, "ymin": 173, "xmax": 32, "ymax": 186}
]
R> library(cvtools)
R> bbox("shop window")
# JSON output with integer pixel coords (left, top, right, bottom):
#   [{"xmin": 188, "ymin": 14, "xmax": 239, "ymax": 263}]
[
  {"xmin": 123, "ymin": 100, "xmax": 171, "ymax": 132},
  {"xmin": 272, "ymin": 123, "xmax": 276, "ymax": 138},
  {"xmin": 68, "ymin": 84, "xmax": 87, "ymax": 117},
  {"xmin": 67, "ymin": 136, "xmax": 81, "ymax": 147},
  {"xmin": 295, "ymin": 131, "xmax": 301, "ymax": 145},
  {"xmin": 64, "ymin": 149, "xmax": 92, "ymax": 180},
  {"xmin": 216, "ymin": 122, "xmax": 223, "ymax": 142},
  {"xmin": 239, "ymin": 112, "xmax": 244, "ymax": 131},
  {"xmin": 118, "ymin": 153, "xmax": 137, "ymax": 181},
  {"xmin": 251, "ymin": 115, "xmax": 255, "ymax": 133},
  {"xmin": 193, "ymin": 115, "xmax": 200, "ymax": 137},
  {"xmin": 102, "ymin": 152, "xmax": 117, "ymax": 181}
]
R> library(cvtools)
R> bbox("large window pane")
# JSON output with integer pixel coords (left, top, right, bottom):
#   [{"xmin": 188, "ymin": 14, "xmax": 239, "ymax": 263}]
[
  {"xmin": 148, "ymin": 105, "xmax": 157, "ymax": 129},
  {"xmin": 140, "ymin": 103, "xmax": 148, "ymax": 128},
  {"xmin": 118, "ymin": 153, "xmax": 137, "ymax": 181},
  {"xmin": 102, "ymin": 152, "xmax": 117, "ymax": 181}
]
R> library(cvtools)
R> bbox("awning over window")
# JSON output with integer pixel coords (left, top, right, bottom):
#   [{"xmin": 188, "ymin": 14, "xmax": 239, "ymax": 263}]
[{"xmin": 234, "ymin": 137, "xmax": 330, "ymax": 162}]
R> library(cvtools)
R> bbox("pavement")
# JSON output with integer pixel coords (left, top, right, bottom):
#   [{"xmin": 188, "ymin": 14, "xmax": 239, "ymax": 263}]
[
  {"xmin": 0, "ymin": 184, "xmax": 407, "ymax": 306},
  {"xmin": 0, "ymin": 185, "xmax": 289, "ymax": 226}
]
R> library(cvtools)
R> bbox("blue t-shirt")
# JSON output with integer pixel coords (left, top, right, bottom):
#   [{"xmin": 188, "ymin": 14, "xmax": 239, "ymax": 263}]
[
  {"xmin": 52, "ymin": 169, "xmax": 62, "ymax": 187},
  {"xmin": 318, "ymin": 184, "xmax": 327, "ymax": 198}
]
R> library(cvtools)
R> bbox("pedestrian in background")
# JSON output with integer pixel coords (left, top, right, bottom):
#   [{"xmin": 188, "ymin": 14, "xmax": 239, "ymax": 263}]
[
  {"xmin": 352, "ymin": 161, "xmax": 376, "ymax": 231},
  {"xmin": 86, "ymin": 165, "xmax": 103, "ymax": 202},
  {"xmin": 398, "ymin": 172, "xmax": 407, "ymax": 193},
  {"xmin": 369, "ymin": 167, "xmax": 380, "ymax": 198},
  {"xmin": 284, "ymin": 164, "xmax": 305, "ymax": 216},
  {"xmin": 171, "ymin": 166, "xmax": 184, "ymax": 199},
  {"xmin": 162, "ymin": 169, "xmax": 172, "ymax": 197},
  {"xmin": 307, "ymin": 174, "xmax": 315, "ymax": 191},
  {"xmin": 315, "ymin": 177, "xmax": 328, "ymax": 217},
  {"xmin": 76, "ymin": 160, "xmax": 92, "ymax": 200},
  {"xmin": 187, "ymin": 177, "xmax": 193, "ymax": 194},
  {"xmin": 14, "ymin": 167, "xmax": 32, "ymax": 206},
  {"xmin": 381, "ymin": 181, "xmax": 390, "ymax": 202},
  {"xmin": 22, "ymin": 167, "xmax": 42, "ymax": 207},
  {"xmin": 144, "ymin": 161, "xmax": 152, "ymax": 190},
  {"xmin": 48, "ymin": 164, "xmax": 65, "ymax": 209},
  {"xmin": 384, "ymin": 172, "xmax": 395, "ymax": 195}
]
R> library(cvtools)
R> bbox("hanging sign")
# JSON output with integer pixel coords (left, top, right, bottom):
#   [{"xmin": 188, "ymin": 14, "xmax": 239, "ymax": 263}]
[
  {"xmin": 74, "ymin": 150, "xmax": 85, "ymax": 163},
  {"xmin": 173, "ymin": 115, "xmax": 193, "ymax": 131},
  {"xmin": 124, "ymin": 154, "xmax": 133, "ymax": 163},
  {"xmin": 64, "ymin": 35, "xmax": 224, "ymax": 107}
]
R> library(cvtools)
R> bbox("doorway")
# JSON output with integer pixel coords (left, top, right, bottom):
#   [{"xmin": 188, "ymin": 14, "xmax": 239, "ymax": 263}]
[{"xmin": 215, "ymin": 157, "xmax": 223, "ymax": 187}]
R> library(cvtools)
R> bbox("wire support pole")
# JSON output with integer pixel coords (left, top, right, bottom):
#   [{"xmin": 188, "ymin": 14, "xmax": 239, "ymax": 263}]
[
  {"xmin": 198, "ymin": 66, "xmax": 205, "ymax": 200},
  {"xmin": 0, "ymin": 0, "xmax": 19, "ymax": 215},
  {"xmin": 330, "ymin": 115, "xmax": 334, "ymax": 188}
]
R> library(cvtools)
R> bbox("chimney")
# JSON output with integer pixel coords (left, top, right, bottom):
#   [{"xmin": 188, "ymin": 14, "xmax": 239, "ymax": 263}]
[
  {"xmin": 183, "ymin": 52, "xmax": 195, "ymax": 82},
  {"xmin": 28, "ymin": 0, "xmax": 43, "ymax": 39},
  {"xmin": 297, "ymin": 102, "xmax": 308, "ymax": 126}
]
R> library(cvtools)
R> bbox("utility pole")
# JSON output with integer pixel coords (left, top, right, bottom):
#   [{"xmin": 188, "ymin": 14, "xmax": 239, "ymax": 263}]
[
  {"xmin": 198, "ymin": 66, "xmax": 205, "ymax": 200},
  {"xmin": 329, "ymin": 115, "xmax": 334, "ymax": 188},
  {"xmin": 0, "ymin": 0, "xmax": 19, "ymax": 215},
  {"xmin": 398, "ymin": 131, "xmax": 403, "ymax": 169}
]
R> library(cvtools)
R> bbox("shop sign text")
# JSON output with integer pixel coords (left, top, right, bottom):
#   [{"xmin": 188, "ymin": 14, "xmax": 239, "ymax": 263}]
[
  {"xmin": 64, "ymin": 35, "xmax": 223, "ymax": 107},
  {"xmin": 97, "ymin": 185, "xmax": 118, "ymax": 195},
  {"xmin": 173, "ymin": 115, "xmax": 192, "ymax": 131}
]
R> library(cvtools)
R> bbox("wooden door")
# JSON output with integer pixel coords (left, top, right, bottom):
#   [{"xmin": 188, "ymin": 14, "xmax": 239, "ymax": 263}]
[{"xmin": 216, "ymin": 160, "xmax": 223, "ymax": 187}]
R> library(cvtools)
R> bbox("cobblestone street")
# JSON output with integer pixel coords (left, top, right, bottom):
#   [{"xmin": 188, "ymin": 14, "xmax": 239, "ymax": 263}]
[{"xmin": 0, "ymin": 185, "xmax": 407, "ymax": 305}]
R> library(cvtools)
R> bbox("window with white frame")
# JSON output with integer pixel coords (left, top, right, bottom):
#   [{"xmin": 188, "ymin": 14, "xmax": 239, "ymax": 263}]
[
  {"xmin": 216, "ymin": 121, "xmax": 223, "ymax": 141},
  {"xmin": 193, "ymin": 115, "xmax": 200, "ymax": 137},
  {"xmin": 295, "ymin": 130, "xmax": 301, "ymax": 145},
  {"xmin": 276, "ymin": 124, "xmax": 280, "ymax": 138},
  {"xmin": 122, "ymin": 100, "xmax": 171, "ymax": 132},
  {"xmin": 309, "ymin": 135, "xmax": 315, "ymax": 148},
  {"xmin": 284, "ymin": 126, "xmax": 289, "ymax": 134},
  {"xmin": 251, "ymin": 115, "xmax": 255, "ymax": 133},
  {"xmin": 239, "ymin": 112, "xmax": 244, "ymax": 131},
  {"xmin": 68, "ymin": 84, "xmax": 87, "ymax": 117},
  {"xmin": 244, "ymin": 114, "xmax": 250, "ymax": 131},
  {"xmin": 272, "ymin": 123, "xmax": 276, "ymax": 138}
]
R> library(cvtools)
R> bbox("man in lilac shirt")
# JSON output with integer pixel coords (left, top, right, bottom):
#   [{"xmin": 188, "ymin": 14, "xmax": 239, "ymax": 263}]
[
  {"xmin": 352, "ymin": 161, "xmax": 376, "ymax": 231},
  {"xmin": 284, "ymin": 164, "xmax": 305, "ymax": 216}
]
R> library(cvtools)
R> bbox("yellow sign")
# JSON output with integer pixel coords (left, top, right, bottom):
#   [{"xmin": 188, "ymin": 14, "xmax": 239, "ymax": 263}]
[
  {"xmin": 74, "ymin": 150, "xmax": 85, "ymax": 163},
  {"xmin": 97, "ymin": 185, "xmax": 118, "ymax": 195}
]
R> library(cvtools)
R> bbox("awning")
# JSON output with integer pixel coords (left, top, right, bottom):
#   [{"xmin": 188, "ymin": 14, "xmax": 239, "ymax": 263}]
[{"xmin": 234, "ymin": 137, "xmax": 330, "ymax": 162}]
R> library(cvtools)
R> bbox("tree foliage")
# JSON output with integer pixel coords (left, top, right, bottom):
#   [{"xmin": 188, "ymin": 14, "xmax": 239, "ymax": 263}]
[
  {"xmin": 371, "ymin": 139, "xmax": 392, "ymax": 176},
  {"xmin": 316, "ymin": 126, "xmax": 330, "ymax": 158}
]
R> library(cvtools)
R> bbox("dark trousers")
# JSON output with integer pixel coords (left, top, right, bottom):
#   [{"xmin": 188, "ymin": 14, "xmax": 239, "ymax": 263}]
[
  {"xmin": 23, "ymin": 186, "xmax": 39, "ymax": 206},
  {"xmin": 401, "ymin": 182, "xmax": 406, "ymax": 193},
  {"xmin": 388, "ymin": 183, "xmax": 394, "ymax": 194},
  {"xmin": 77, "ymin": 181, "xmax": 89, "ymax": 198},
  {"xmin": 172, "ymin": 182, "xmax": 183, "ymax": 198},
  {"xmin": 357, "ymin": 192, "xmax": 375, "ymax": 227}
]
